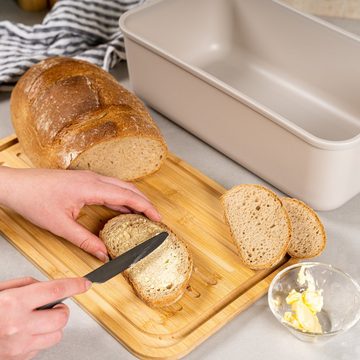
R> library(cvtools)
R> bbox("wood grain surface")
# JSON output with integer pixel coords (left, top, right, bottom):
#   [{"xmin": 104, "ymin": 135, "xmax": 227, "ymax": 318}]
[{"xmin": 0, "ymin": 135, "xmax": 296, "ymax": 359}]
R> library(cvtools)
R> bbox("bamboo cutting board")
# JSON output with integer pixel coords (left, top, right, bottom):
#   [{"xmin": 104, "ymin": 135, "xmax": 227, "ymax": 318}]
[{"xmin": 0, "ymin": 135, "xmax": 296, "ymax": 359}]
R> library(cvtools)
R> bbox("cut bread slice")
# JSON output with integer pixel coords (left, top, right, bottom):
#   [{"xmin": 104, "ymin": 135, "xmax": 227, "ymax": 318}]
[
  {"xmin": 221, "ymin": 184, "xmax": 291, "ymax": 270},
  {"xmin": 100, "ymin": 214, "xmax": 193, "ymax": 307},
  {"xmin": 281, "ymin": 197, "xmax": 326, "ymax": 258}
]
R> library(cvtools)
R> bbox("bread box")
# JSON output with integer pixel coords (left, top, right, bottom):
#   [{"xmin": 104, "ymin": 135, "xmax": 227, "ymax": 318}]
[{"xmin": 120, "ymin": 0, "xmax": 360, "ymax": 211}]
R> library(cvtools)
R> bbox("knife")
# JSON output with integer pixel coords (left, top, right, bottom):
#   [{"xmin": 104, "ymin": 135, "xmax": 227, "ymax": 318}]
[{"xmin": 37, "ymin": 231, "xmax": 168, "ymax": 310}]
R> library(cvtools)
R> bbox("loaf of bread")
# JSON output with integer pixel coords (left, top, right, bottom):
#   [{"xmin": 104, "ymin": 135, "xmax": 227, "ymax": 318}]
[
  {"xmin": 100, "ymin": 214, "xmax": 193, "ymax": 307},
  {"xmin": 281, "ymin": 197, "xmax": 326, "ymax": 258},
  {"xmin": 221, "ymin": 184, "xmax": 292, "ymax": 270},
  {"xmin": 10, "ymin": 57, "xmax": 167, "ymax": 181}
]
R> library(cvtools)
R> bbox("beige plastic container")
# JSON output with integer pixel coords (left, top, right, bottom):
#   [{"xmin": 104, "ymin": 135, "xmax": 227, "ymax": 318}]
[{"xmin": 120, "ymin": 0, "xmax": 360, "ymax": 211}]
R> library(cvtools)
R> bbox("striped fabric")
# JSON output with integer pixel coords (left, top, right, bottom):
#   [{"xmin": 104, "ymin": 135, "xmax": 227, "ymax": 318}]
[{"xmin": 0, "ymin": 0, "xmax": 144, "ymax": 91}]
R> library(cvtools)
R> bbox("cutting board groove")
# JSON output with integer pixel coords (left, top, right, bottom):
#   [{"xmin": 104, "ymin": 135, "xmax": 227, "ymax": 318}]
[{"xmin": 0, "ymin": 136, "xmax": 296, "ymax": 359}]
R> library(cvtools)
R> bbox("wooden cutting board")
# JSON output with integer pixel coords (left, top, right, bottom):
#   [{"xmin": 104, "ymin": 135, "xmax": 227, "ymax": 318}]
[{"xmin": 0, "ymin": 134, "xmax": 296, "ymax": 359}]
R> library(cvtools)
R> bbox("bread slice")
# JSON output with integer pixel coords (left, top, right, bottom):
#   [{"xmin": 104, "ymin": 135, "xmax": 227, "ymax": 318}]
[
  {"xmin": 100, "ymin": 214, "xmax": 193, "ymax": 307},
  {"xmin": 281, "ymin": 197, "xmax": 326, "ymax": 258},
  {"xmin": 221, "ymin": 184, "xmax": 291, "ymax": 270}
]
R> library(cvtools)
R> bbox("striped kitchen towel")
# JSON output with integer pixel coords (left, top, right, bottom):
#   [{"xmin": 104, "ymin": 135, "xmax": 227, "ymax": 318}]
[{"xmin": 0, "ymin": 0, "xmax": 144, "ymax": 91}]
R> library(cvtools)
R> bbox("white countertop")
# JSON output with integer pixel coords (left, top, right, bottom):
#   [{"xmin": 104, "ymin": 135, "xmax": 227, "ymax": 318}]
[{"xmin": 1, "ymin": 2, "xmax": 359, "ymax": 359}]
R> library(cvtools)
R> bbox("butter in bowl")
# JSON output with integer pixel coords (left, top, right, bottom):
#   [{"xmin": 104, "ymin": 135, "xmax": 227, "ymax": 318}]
[{"xmin": 268, "ymin": 262, "xmax": 360, "ymax": 342}]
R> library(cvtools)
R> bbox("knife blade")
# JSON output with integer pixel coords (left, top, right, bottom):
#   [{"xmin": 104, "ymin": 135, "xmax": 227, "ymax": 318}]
[
  {"xmin": 85, "ymin": 231, "xmax": 168, "ymax": 283},
  {"xmin": 37, "ymin": 231, "xmax": 168, "ymax": 310}
]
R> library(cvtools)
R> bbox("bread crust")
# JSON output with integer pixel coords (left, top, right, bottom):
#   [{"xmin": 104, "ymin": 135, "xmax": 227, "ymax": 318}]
[
  {"xmin": 282, "ymin": 197, "xmax": 326, "ymax": 258},
  {"xmin": 100, "ymin": 214, "xmax": 193, "ymax": 308},
  {"xmin": 221, "ymin": 184, "xmax": 292, "ymax": 270},
  {"xmin": 10, "ymin": 57, "xmax": 167, "ymax": 174}
]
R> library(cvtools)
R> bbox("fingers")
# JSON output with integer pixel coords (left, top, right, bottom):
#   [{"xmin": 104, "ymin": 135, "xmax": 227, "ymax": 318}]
[
  {"xmin": 78, "ymin": 172, "xmax": 162, "ymax": 221},
  {"xmin": 90, "ymin": 183, "xmax": 161, "ymax": 222},
  {"xmin": 17, "ymin": 277, "xmax": 91, "ymax": 310},
  {"xmin": 28, "ymin": 305, "xmax": 69, "ymax": 335},
  {"xmin": 0, "ymin": 277, "xmax": 38, "ymax": 291},
  {"xmin": 22, "ymin": 351, "xmax": 39, "ymax": 360},
  {"xmin": 113, "ymin": 188, "xmax": 161, "ymax": 222},
  {"xmin": 30, "ymin": 331, "xmax": 63, "ymax": 352},
  {"xmin": 98, "ymin": 176, "xmax": 150, "ymax": 201},
  {"xmin": 105, "ymin": 204, "xmax": 132, "ymax": 214},
  {"xmin": 56, "ymin": 217, "xmax": 109, "ymax": 262}
]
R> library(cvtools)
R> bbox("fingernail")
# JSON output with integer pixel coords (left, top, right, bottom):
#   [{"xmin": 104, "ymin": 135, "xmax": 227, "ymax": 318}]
[
  {"xmin": 95, "ymin": 251, "xmax": 109, "ymax": 263},
  {"xmin": 85, "ymin": 279, "xmax": 92, "ymax": 290},
  {"xmin": 53, "ymin": 303, "xmax": 68, "ymax": 310}
]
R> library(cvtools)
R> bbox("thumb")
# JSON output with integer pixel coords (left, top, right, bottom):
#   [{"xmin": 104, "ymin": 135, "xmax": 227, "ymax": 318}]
[{"xmin": 58, "ymin": 217, "xmax": 109, "ymax": 262}]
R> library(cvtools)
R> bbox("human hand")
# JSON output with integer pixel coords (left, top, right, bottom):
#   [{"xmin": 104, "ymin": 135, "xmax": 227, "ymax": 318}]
[
  {"xmin": 0, "ymin": 276, "xmax": 91, "ymax": 360},
  {"xmin": 0, "ymin": 167, "xmax": 161, "ymax": 262}
]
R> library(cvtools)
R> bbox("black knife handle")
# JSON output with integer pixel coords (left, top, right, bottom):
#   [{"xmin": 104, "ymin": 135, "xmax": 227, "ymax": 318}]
[{"xmin": 36, "ymin": 297, "xmax": 68, "ymax": 311}]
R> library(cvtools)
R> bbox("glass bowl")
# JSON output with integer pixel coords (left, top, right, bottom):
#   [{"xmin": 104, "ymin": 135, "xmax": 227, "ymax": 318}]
[{"xmin": 268, "ymin": 262, "xmax": 360, "ymax": 342}]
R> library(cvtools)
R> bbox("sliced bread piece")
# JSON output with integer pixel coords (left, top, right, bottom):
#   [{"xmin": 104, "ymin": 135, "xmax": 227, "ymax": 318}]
[
  {"xmin": 281, "ymin": 197, "xmax": 326, "ymax": 258},
  {"xmin": 221, "ymin": 184, "xmax": 292, "ymax": 270},
  {"xmin": 100, "ymin": 214, "xmax": 193, "ymax": 307}
]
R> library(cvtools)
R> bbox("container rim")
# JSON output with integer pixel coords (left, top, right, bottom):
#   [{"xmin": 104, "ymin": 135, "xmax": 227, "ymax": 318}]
[{"xmin": 120, "ymin": 0, "xmax": 360, "ymax": 151}]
